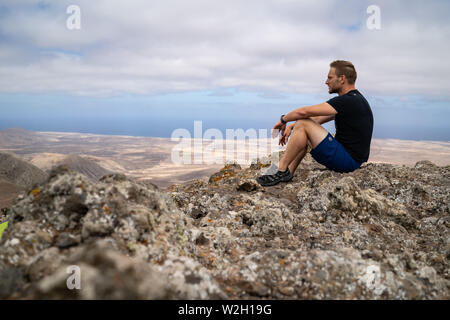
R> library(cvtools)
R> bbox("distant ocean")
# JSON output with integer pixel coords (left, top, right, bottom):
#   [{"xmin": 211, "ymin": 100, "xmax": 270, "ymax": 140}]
[{"xmin": 0, "ymin": 116, "xmax": 448, "ymax": 142}]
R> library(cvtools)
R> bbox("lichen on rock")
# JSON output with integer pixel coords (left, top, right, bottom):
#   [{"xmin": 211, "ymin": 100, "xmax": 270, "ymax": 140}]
[{"xmin": 0, "ymin": 155, "xmax": 449, "ymax": 300}]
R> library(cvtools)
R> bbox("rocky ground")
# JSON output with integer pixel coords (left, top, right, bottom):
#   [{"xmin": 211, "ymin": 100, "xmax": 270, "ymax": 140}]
[{"xmin": 0, "ymin": 153, "xmax": 449, "ymax": 299}]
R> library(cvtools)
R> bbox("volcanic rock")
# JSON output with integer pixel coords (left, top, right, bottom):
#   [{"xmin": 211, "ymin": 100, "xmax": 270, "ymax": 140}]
[{"xmin": 0, "ymin": 153, "xmax": 449, "ymax": 300}]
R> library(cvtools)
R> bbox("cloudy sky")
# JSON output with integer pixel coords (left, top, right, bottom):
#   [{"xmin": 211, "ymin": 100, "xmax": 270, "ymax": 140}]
[{"xmin": 0, "ymin": 0, "xmax": 449, "ymax": 140}]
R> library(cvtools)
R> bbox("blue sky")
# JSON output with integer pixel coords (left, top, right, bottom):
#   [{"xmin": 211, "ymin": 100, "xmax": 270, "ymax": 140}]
[{"xmin": 0, "ymin": 0, "xmax": 449, "ymax": 140}]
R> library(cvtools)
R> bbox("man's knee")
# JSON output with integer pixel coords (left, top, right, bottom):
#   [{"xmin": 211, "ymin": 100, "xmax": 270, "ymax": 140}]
[
  {"xmin": 293, "ymin": 119, "xmax": 328, "ymax": 149},
  {"xmin": 294, "ymin": 118, "xmax": 316, "ymax": 130}
]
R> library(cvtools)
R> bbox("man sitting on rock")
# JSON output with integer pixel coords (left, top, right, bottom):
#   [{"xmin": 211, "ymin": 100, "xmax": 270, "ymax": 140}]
[{"xmin": 257, "ymin": 60, "xmax": 374, "ymax": 186}]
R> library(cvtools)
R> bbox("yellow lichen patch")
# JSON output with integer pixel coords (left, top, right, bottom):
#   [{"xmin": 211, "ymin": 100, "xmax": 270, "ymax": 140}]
[
  {"xmin": 177, "ymin": 225, "xmax": 188, "ymax": 248},
  {"xmin": 233, "ymin": 201, "xmax": 244, "ymax": 207},
  {"xmin": 103, "ymin": 205, "xmax": 111, "ymax": 215},
  {"xmin": 212, "ymin": 169, "xmax": 237, "ymax": 183},
  {"xmin": 0, "ymin": 221, "xmax": 8, "ymax": 241},
  {"xmin": 127, "ymin": 241, "xmax": 136, "ymax": 252},
  {"xmin": 30, "ymin": 188, "xmax": 40, "ymax": 197},
  {"xmin": 221, "ymin": 164, "xmax": 237, "ymax": 171}
]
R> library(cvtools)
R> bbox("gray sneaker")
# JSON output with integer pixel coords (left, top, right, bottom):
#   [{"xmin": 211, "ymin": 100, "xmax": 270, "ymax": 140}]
[{"xmin": 256, "ymin": 168, "xmax": 293, "ymax": 186}]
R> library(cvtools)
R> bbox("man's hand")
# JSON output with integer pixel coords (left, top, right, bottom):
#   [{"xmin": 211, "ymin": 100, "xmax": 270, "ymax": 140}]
[
  {"xmin": 273, "ymin": 120, "xmax": 286, "ymax": 132},
  {"xmin": 279, "ymin": 123, "xmax": 294, "ymax": 146}
]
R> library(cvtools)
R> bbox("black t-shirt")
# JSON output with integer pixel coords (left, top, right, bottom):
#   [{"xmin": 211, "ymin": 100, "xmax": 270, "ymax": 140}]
[{"xmin": 326, "ymin": 89, "xmax": 373, "ymax": 163}]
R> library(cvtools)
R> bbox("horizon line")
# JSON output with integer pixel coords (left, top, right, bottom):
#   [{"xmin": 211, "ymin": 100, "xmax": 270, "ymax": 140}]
[{"xmin": 1, "ymin": 127, "xmax": 449, "ymax": 144}]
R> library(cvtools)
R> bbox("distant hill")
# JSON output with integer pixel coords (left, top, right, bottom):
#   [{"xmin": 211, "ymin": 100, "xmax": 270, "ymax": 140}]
[
  {"xmin": 55, "ymin": 154, "xmax": 112, "ymax": 181},
  {"xmin": 0, "ymin": 179, "xmax": 24, "ymax": 208},
  {"xmin": 0, "ymin": 151, "xmax": 48, "ymax": 189},
  {"xmin": 0, "ymin": 150, "xmax": 111, "ymax": 210}
]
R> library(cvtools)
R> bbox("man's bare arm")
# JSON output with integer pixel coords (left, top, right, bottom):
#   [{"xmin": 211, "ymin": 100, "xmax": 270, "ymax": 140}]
[
  {"xmin": 282, "ymin": 102, "xmax": 337, "ymax": 122},
  {"xmin": 310, "ymin": 114, "xmax": 335, "ymax": 125},
  {"xmin": 278, "ymin": 114, "xmax": 334, "ymax": 146}
]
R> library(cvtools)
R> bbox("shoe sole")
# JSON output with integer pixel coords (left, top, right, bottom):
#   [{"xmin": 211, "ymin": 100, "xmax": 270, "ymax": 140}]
[{"xmin": 257, "ymin": 174, "xmax": 293, "ymax": 187}]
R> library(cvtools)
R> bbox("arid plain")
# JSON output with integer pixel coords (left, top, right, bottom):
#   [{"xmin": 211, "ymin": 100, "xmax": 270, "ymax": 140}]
[{"xmin": 1, "ymin": 128, "xmax": 449, "ymax": 189}]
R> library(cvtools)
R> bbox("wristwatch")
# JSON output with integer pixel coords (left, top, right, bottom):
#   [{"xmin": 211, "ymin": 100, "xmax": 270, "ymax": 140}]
[{"xmin": 280, "ymin": 114, "xmax": 287, "ymax": 124}]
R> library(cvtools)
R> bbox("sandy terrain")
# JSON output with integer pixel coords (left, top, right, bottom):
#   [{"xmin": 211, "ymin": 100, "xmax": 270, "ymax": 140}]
[
  {"xmin": 369, "ymin": 139, "xmax": 450, "ymax": 166},
  {"xmin": 25, "ymin": 152, "xmax": 68, "ymax": 171},
  {"xmin": 1, "ymin": 129, "xmax": 449, "ymax": 190}
]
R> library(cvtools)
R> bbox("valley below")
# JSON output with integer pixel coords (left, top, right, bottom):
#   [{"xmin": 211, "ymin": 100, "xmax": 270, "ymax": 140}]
[{"xmin": 1, "ymin": 128, "xmax": 448, "ymax": 189}]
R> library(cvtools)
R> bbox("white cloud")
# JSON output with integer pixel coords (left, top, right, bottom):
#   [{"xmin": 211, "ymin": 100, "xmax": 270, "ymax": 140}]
[{"xmin": 0, "ymin": 0, "xmax": 449, "ymax": 97}]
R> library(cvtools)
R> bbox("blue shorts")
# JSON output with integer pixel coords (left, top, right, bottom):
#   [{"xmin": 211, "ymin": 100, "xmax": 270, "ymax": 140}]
[{"xmin": 310, "ymin": 133, "xmax": 361, "ymax": 173}]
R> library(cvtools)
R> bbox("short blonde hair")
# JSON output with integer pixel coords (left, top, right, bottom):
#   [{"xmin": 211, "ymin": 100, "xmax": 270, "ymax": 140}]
[{"xmin": 330, "ymin": 60, "xmax": 357, "ymax": 84}]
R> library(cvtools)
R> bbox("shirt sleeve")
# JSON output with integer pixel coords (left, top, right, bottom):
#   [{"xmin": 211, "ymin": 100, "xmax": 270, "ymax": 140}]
[{"xmin": 327, "ymin": 95, "xmax": 349, "ymax": 115}]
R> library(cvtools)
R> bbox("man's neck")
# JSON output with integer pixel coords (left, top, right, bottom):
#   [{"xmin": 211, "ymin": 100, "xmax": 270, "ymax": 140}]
[{"xmin": 338, "ymin": 85, "xmax": 356, "ymax": 96}]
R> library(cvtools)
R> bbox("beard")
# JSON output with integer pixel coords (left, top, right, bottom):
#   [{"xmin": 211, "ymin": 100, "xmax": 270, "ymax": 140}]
[{"xmin": 328, "ymin": 86, "xmax": 339, "ymax": 94}]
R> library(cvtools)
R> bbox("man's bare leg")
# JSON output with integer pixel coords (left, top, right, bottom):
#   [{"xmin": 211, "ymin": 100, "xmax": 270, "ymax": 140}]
[
  {"xmin": 278, "ymin": 119, "xmax": 329, "ymax": 172},
  {"xmin": 287, "ymin": 146, "xmax": 308, "ymax": 174}
]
